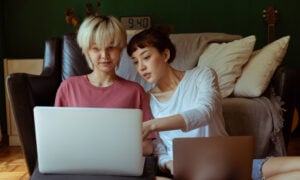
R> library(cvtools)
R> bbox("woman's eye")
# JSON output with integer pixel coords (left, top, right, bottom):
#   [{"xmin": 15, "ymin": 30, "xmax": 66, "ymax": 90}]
[
  {"xmin": 108, "ymin": 46, "xmax": 116, "ymax": 50},
  {"xmin": 92, "ymin": 47, "xmax": 99, "ymax": 51},
  {"xmin": 144, "ymin": 55, "xmax": 150, "ymax": 60}
]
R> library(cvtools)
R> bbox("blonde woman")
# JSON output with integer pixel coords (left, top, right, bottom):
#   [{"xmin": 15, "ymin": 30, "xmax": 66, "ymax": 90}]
[{"xmin": 55, "ymin": 15, "xmax": 154, "ymax": 155}]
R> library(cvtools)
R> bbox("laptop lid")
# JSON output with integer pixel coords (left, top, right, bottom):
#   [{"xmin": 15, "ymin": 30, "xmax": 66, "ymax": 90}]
[
  {"xmin": 33, "ymin": 106, "xmax": 145, "ymax": 176},
  {"xmin": 173, "ymin": 136, "xmax": 254, "ymax": 180}
]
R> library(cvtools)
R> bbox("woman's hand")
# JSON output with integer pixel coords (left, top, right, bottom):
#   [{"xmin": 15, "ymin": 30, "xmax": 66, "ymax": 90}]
[
  {"xmin": 142, "ymin": 119, "xmax": 157, "ymax": 140},
  {"xmin": 143, "ymin": 115, "xmax": 186, "ymax": 140},
  {"xmin": 142, "ymin": 139, "xmax": 154, "ymax": 156}
]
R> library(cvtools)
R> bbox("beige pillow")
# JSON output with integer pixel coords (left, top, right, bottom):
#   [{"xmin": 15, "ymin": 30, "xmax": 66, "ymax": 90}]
[
  {"xmin": 170, "ymin": 33, "xmax": 242, "ymax": 70},
  {"xmin": 197, "ymin": 35, "xmax": 256, "ymax": 98},
  {"xmin": 233, "ymin": 36, "xmax": 290, "ymax": 97}
]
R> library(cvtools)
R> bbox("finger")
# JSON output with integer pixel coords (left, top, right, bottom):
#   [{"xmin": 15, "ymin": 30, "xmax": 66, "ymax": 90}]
[{"xmin": 143, "ymin": 130, "xmax": 149, "ymax": 140}]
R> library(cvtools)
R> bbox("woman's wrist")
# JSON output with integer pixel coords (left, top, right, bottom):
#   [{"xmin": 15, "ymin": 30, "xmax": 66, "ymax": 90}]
[{"xmin": 150, "ymin": 120, "xmax": 157, "ymax": 132}]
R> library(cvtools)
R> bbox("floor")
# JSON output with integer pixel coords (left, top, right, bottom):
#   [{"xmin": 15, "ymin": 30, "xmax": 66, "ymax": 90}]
[
  {"xmin": 0, "ymin": 136, "xmax": 299, "ymax": 180},
  {"xmin": 0, "ymin": 144, "xmax": 29, "ymax": 180}
]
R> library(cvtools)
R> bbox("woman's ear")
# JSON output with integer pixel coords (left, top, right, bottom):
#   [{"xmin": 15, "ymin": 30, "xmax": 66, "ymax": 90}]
[{"xmin": 163, "ymin": 49, "xmax": 171, "ymax": 63}]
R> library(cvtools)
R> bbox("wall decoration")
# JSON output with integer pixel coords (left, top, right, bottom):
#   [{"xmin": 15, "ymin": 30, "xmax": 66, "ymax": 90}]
[{"xmin": 64, "ymin": 1, "xmax": 101, "ymax": 31}]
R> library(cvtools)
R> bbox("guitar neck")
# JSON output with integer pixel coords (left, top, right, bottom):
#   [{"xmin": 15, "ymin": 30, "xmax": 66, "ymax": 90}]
[
  {"xmin": 263, "ymin": 6, "xmax": 277, "ymax": 43},
  {"xmin": 267, "ymin": 24, "xmax": 275, "ymax": 43}
]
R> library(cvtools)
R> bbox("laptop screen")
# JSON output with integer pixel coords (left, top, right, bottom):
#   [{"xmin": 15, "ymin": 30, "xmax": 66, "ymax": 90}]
[
  {"xmin": 34, "ymin": 106, "xmax": 145, "ymax": 176},
  {"xmin": 173, "ymin": 136, "xmax": 254, "ymax": 180}
]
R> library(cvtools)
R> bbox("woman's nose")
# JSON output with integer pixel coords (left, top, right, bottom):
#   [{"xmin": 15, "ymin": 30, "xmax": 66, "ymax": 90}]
[
  {"xmin": 100, "ymin": 50, "xmax": 109, "ymax": 59},
  {"xmin": 138, "ymin": 62, "xmax": 146, "ymax": 71}
]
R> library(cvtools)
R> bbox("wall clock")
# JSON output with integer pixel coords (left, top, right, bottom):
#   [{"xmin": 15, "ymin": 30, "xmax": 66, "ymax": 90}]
[{"xmin": 120, "ymin": 16, "xmax": 151, "ymax": 30}]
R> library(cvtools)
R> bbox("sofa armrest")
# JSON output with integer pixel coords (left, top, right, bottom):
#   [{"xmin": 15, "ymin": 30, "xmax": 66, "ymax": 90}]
[
  {"xmin": 6, "ymin": 73, "xmax": 59, "ymax": 175},
  {"xmin": 5, "ymin": 37, "xmax": 62, "ymax": 175},
  {"xmin": 6, "ymin": 74, "xmax": 36, "ymax": 175},
  {"xmin": 271, "ymin": 65, "xmax": 300, "ymax": 147}
]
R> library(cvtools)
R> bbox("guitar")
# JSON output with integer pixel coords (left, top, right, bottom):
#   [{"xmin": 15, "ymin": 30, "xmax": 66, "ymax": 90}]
[{"xmin": 262, "ymin": 6, "xmax": 278, "ymax": 43}]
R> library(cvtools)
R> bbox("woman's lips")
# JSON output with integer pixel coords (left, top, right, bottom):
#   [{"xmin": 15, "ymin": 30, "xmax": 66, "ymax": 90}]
[
  {"xmin": 143, "ymin": 73, "xmax": 151, "ymax": 79},
  {"xmin": 99, "ymin": 61, "xmax": 112, "ymax": 65}
]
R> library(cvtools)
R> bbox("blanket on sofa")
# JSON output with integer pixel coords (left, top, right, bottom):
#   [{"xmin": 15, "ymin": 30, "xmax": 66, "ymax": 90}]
[{"xmin": 223, "ymin": 93, "xmax": 286, "ymax": 158}]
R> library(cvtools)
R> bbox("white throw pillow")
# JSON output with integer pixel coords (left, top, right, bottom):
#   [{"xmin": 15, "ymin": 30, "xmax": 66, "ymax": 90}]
[
  {"xmin": 170, "ymin": 33, "xmax": 242, "ymax": 71},
  {"xmin": 233, "ymin": 36, "xmax": 290, "ymax": 97},
  {"xmin": 197, "ymin": 35, "xmax": 256, "ymax": 98}
]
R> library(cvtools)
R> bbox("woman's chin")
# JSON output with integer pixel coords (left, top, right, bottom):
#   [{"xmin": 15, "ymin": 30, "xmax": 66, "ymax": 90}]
[{"xmin": 145, "ymin": 78, "xmax": 156, "ymax": 84}]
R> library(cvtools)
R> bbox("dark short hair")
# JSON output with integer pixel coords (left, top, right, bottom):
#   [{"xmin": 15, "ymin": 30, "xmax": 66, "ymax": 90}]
[{"xmin": 127, "ymin": 28, "xmax": 176, "ymax": 63}]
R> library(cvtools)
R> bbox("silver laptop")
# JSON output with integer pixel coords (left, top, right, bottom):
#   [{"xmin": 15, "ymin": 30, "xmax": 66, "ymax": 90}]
[
  {"xmin": 173, "ymin": 136, "xmax": 254, "ymax": 180},
  {"xmin": 33, "ymin": 106, "xmax": 145, "ymax": 176}
]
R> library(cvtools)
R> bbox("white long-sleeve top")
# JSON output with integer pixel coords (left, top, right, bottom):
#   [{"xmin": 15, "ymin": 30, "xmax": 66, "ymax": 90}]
[{"xmin": 150, "ymin": 66, "xmax": 228, "ymax": 168}]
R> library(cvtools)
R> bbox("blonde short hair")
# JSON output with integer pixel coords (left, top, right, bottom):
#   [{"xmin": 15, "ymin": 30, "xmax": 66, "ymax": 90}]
[{"xmin": 77, "ymin": 15, "xmax": 127, "ymax": 69}]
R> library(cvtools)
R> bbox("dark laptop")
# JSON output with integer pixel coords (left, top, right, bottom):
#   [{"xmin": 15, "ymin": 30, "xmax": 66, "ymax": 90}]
[{"xmin": 173, "ymin": 136, "xmax": 254, "ymax": 180}]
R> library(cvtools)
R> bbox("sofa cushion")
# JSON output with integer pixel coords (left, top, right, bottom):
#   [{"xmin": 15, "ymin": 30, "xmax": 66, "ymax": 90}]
[
  {"xmin": 169, "ymin": 33, "xmax": 242, "ymax": 71},
  {"xmin": 233, "ymin": 36, "xmax": 290, "ymax": 97},
  {"xmin": 222, "ymin": 97, "xmax": 286, "ymax": 158},
  {"xmin": 197, "ymin": 35, "xmax": 256, "ymax": 98},
  {"xmin": 61, "ymin": 33, "xmax": 92, "ymax": 80}
]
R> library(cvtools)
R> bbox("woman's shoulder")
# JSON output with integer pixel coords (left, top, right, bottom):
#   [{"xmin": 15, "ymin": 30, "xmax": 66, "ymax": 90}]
[
  {"xmin": 117, "ymin": 77, "xmax": 146, "ymax": 91},
  {"xmin": 65, "ymin": 75, "xmax": 85, "ymax": 80},
  {"xmin": 60, "ymin": 75, "xmax": 86, "ymax": 86},
  {"xmin": 186, "ymin": 66, "xmax": 216, "ymax": 79},
  {"xmin": 189, "ymin": 66, "xmax": 214, "ymax": 74}
]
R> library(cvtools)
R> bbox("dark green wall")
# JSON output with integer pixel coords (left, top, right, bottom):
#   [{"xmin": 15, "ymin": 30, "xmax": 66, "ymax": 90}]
[
  {"xmin": 1, "ymin": 0, "xmax": 300, "ymax": 140},
  {"xmin": 1, "ymin": 0, "xmax": 7, "ymax": 141},
  {"xmin": 2, "ymin": 0, "xmax": 300, "ymax": 64},
  {"xmin": 0, "ymin": 0, "xmax": 3, "ymax": 59}
]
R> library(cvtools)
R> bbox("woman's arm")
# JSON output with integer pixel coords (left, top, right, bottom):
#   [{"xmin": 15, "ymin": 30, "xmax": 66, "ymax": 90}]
[
  {"xmin": 179, "ymin": 67, "xmax": 224, "ymax": 132},
  {"xmin": 142, "ymin": 114, "xmax": 186, "ymax": 139},
  {"xmin": 144, "ymin": 67, "xmax": 225, "ymax": 138}
]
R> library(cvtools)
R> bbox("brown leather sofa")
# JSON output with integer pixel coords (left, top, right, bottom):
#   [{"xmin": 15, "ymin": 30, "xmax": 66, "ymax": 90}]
[{"xmin": 6, "ymin": 33, "xmax": 299, "ymax": 178}]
